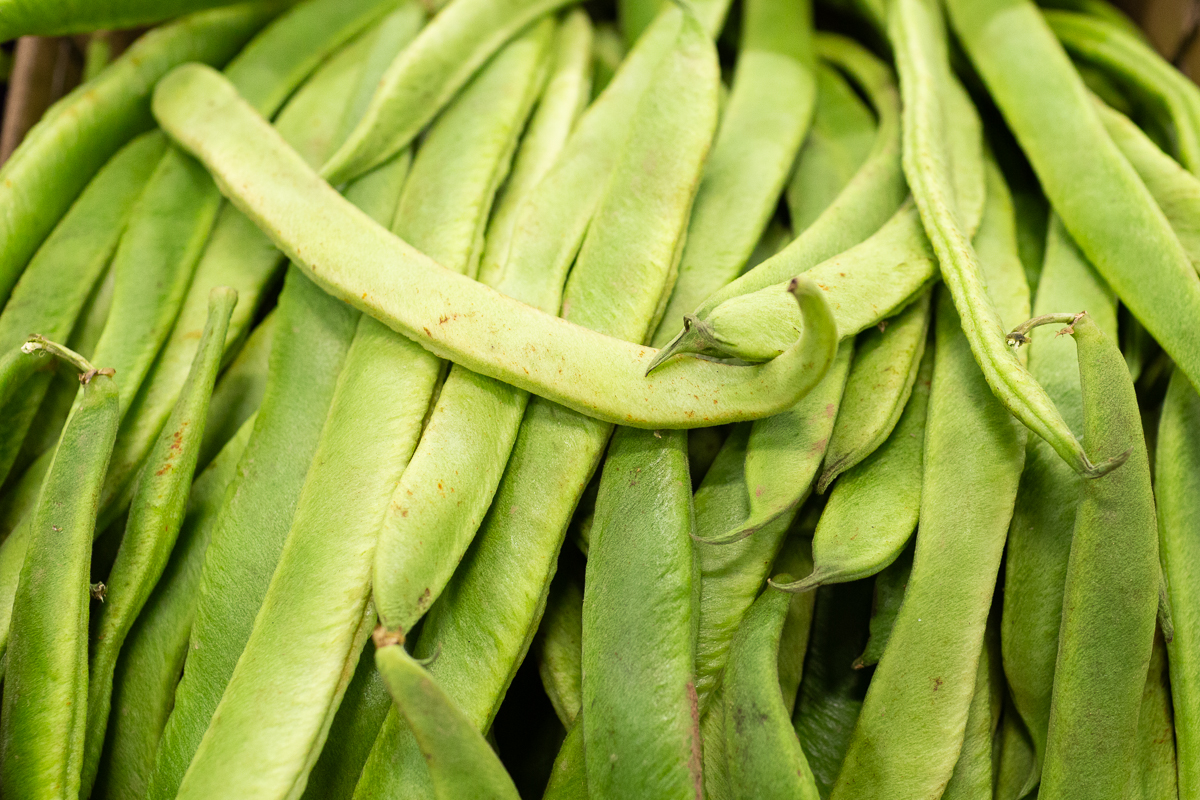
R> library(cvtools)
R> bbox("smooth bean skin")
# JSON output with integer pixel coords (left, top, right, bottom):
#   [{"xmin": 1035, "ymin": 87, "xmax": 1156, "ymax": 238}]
[
  {"xmin": 176, "ymin": 24, "xmax": 549, "ymax": 797},
  {"xmin": 0, "ymin": 0, "xmax": 262, "ymax": 39},
  {"xmin": 778, "ymin": 342, "xmax": 931, "ymax": 592},
  {"xmin": 651, "ymin": 34, "xmax": 906, "ymax": 367},
  {"xmin": 0, "ymin": 131, "xmax": 165, "ymax": 485},
  {"xmin": 0, "ymin": 2, "xmax": 276, "ymax": 306},
  {"xmin": 786, "ymin": 63, "xmax": 877, "ymax": 235},
  {"xmin": 1047, "ymin": 9, "xmax": 1200, "ymax": 173},
  {"xmin": 831, "ymin": 288, "xmax": 1027, "ymax": 799},
  {"xmin": 476, "ymin": 9, "xmax": 594, "ymax": 289},
  {"xmin": 724, "ymin": 586, "xmax": 820, "ymax": 800},
  {"xmin": 1001, "ymin": 214, "xmax": 1116, "ymax": 787},
  {"xmin": 354, "ymin": 17, "xmax": 723, "ymax": 798},
  {"xmin": 81, "ymin": 288, "xmax": 237, "ymax": 796},
  {"xmin": 322, "ymin": 0, "xmax": 576, "ymax": 183},
  {"xmin": 0, "ymin": 339, "xmax": 51, "ymax": 411},
  {"xmin": 854, "ymin": 541, "xmax": 914, "ymax": 668},
  {"xmin": 145, "ymin": 268, "xmax": 359, "ymax": 800},
  {"xmin": 582, "ymin": 428, "xmax": 699, "ymax": 800},
  {"xmin": 0, "ymin": 356, "xmax": 118, "ymax": 800},
  {"xmin": 819, "ymin": 291, "xmax": 930, "ymax": 492},
  {"xmin": 946, "ymin": 0, "xmax": 1200, "ymax": 422},
  {"xmin": 536, "ymin": 574, "xmax": 584, "ymax": 728},
  {"xmin": 155, "ymin": 63, "xmax": 840, "ymax": 429},
  {"xmin": 1158, "ymin": 367, "xmax": 1200, "ymax": 797},
  {"xmin": 375, "ymin": 646, "xmax": 521, "ymax": 800},
  {"xmin": 91, "ymin": 417, "xmax": 253, "ymax": 800},
  {"xmin": 1032, "ymin": 313, "xmax": 1158, "ymax": 800},
  {"xmin": 195, "ymin": 310, "xmax": 274, "ymax": 469}
]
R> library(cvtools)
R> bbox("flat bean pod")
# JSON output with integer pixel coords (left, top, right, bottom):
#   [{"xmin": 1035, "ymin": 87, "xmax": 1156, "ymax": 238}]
[
  {"xmin": 0, "ymin": 2, "xmax": 275, "ymax": 306},
  {"xmin": 1001, "ymin": 214, "xmax": 1116, "ymax": 786},
  {"xmin": 354, "ymin": 17, "xmax": 723, "ymax": 796},
  {"xmin": 946, "ymin": 0, "xmax": 1200, "ymax": 430},
  {"xmin": 1129, "ymin": 631, "xmax": 1178, "ymax": 798},
  {"xmin": 1154, "ymin": 367, "xmax": 1200, "ymax": 796},
  {"xmin": 322, "ymin": 0, "xmax": 578, "ymax": 183},
  {"xmin": 785, "ymin": 63, "xmax": 878, "ymax": 235},
  {"xmin": 92, "ymin": 416, "xmax": 254, "ymax": 800},
  {"xmin": 993, "ymin": 703, "xmax": 1038, "ymax": 800},
  {"xmin": 723, "ymin": 585, "xmax": 821, "ymax": 800},
  {"xmin": 942, "ymin": 626, "xmax": 1003, "ymax": 800},
  {"xmin": 535, "ymin": 572, "xmax": 584, "ymax": 728},
  {"xmin": 1047, "ymin": 9, "xmax": 1200, "ymax": 173},
  {"xmin": 0, "ymin": 0, "xmax": 263, "ymax": 40},
  {"xmin": 195, "ymin": 310, "xmax": 274, "ymax": 469},
  {"xmin": 375, "ymin": 645, "xmax": 521, "ymax": 800},
  {"xmin": 175, "ymin": 25, "xmax": 549, "ymax": 797},
  {"xmin": 1013, "ymin": 311, "xmax": 1158, "ymax": 800},
  {"xmin": 0, "ymin": 131, "xmax": 165, "ymax": 485},
  {"xmin": 582, "ymin": 428, "xmax": 699, "ymax": 800},
  {"xmin": 854, "ymin": 541, "xmax": 914, "ymax": 668},
  {"xmin": 154, "ymin": 61, "xmax": 840, "ymax": 429},
  {"xmin": 0, "ymin": 346, "xmax": 118, "ymax": 800},
  {"xmin": 81, "ymin": 287, "xmax": 237, "ymax": 795},
  {"xmin": 818, "ymin": 290, "xmax": 930, "ymax": 491},
  {"xmin": 777, "ymin": 342, "xmax": 931, "ymax": 592},
  {"xmin": 773, "ymin": 530, "xmax": 816, "ymax": 711}
]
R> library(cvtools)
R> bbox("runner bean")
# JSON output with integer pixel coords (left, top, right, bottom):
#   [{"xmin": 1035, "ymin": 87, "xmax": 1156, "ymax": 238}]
[
  {"xmin": 0, "ymin": 344, "xmax": 118, "ymax": 800},
  {"xmin": 0, "ymin": 0, "xmax": 264, "ymax": 39},
  {"xmin": 81, "ymin": 287, "xmax": 236, "ymax": 795},
  {"xmin": 154, "ymin": 61, "xmax": 838, "ymax": 429},
  {"xmin": 1129, "ymin": 630, "xmax": 1178, "ymax": 798},
  {"xmin": 0, "ymin": 2, "xmax": 275, "ymax": 306},
  {"xmin": 942, "ymin": 625, "xmax": 1004, "ymax": 800},
  {"xmin": 853, "ymin": 541, "xmax": 914, "ymax": 668},
  {"xmin": 535, "ymin": 573, "xmax": 584, "ymax": 728},
  {"xmin": 195, "ymin": 311, "xmax": 274, "ymax": 469}
]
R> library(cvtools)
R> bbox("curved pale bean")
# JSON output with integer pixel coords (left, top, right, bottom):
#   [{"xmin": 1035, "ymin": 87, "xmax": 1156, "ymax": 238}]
[
  {"xmin": 81, "ymin": 287, "xmax": 237, "ymax": 796},
  {"xmin": 154, "ymin": 61, "xmax": 839, "ymax": 429},
  {"xmin": 0, "ymin": 346, "xmax": 118, "ymax": 800},
  {"xmin": 195, "ymin": 310, "xmax": 275, "ymax": 469},
  {"xmin": 321, "ymin": 0, "xmax": 577, "ymax": 183},
  {"xmin": 818, "ymin": 290, "xmax": 930, "ymax": 492},
  {"xmin": 0, "ymin": 2, "xmax": 275, "ymax": 305}
]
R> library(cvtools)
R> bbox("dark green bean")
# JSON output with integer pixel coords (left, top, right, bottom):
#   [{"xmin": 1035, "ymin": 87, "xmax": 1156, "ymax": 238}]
[{"xmin": 853, "ymin": 541, "xmax": 913, "ymax": 668}]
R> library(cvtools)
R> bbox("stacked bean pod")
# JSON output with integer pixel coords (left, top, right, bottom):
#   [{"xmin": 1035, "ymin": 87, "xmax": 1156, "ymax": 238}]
[{"xmin": 0, "ymin": 0, "xmax": 1195, "ymax": 797}]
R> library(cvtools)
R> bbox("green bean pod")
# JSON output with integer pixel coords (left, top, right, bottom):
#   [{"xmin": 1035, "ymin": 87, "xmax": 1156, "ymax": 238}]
[
  {"xmin": 145, "ymin": 269, "xmax": 360, "ymax": 800},
  {"xmin": 173, "ymin": 24, "xmax": 549, "ymax": 797},
  {"xmin": 476, "ymin": 9, "xmax": 594, "ymax": 289},
  {"xmin": 0, "ymin": 338, "xmax": 52, "ymax": 411},
  {"xmin": 0, "ymin": 131, "xmax": 165, "ymax": 485},
  {"xmin": 0, "ymin": 346, "xmax": 118, "ymax": 800},
  {"xmin": 536, "ymin": 573, "xmax": 584, "ymax": 728},
  {"xmin": 791, "ymin": 579, "xmax": 874, "ymax": 796},
  {"xmin": 778, "ymin": 342, "xmax": 931, "ymax": 592},
  {"xmin": 831, "ymin": 287, "xmax": 1027, "ymax": 798},
  {"xmin": 1154, "ymin": 367, "xmax": 1200, "ymax": 795},
  {"xmin": 322, "ymin": 0, "xmax": 578, "ymax": 183},
  {"xmin": 723, "ymin": 585, "xmax": 820, "ymax": 800},
  {"xmin": 92, "ymin": 416, "xmax": 253, "ymax": 800},
  {"xmin": 582, "ymin": 428, "xmax": 699, "ymax": 800},
  {"xmin": 0, "ymin": 2, "xmax": 276, "ymax": 306},
  {"xmin": 786, "ymin": 63, "xmax": 878, "ymax": 234},
  {"xmin": 818, "ymin": 291, "xmax": 930, "ymax": 492},
  {"xmin": 1129, "ymin": 630, "xmax": 1178, "ymax": 798},
  {"xmin": 1095, "ymin": 97, "xmax": 1200, "ymax": 271},
  {"xmin": 354, "ymin": 16, "xmax": 722, "ymax": 797},
  {"xmin": 942, "ymin": 624, "xmax": 1003, "ymax": 800},
  {"xmin": 853, "ymin": 541, "xmax": 914, "ymax": 668},
  {"xmin": 946, "ymin": 0, "xmax": 1200, "ymax": 428},
  {"xmin": 98, "ymin": 8, "xmax": 423, "ymax": 532},
  {"xmin": 196, "ymin": 311, "xmax": 274, "ymax": 469},
  {"xmin": 1001, "ymin": 214, "xmax": 1116, "ymax": 786},
  {"xmin": 774, "ymin": 530, "xmax": 816, "ymax": 711},
  {"xmin": 1048, "ymin": 9, "xmax": 1200, "ymax": 173},
  {"xmin": 650, "ymin": 33, "xmax": 905, "ymax": 368},
  {"xmin": 375, "ymin": 645, "xmax": 521, "ymax": 800},
  {"xmin": 993, "ymin": 703, "xmax": 1038, "ymax": 800},
  {"xmin": 0, "ymin": 0, "xmax": 272, "ymax": 39},
  {"xmin": 81, "ymin": 287, "xmax": 236, "ymax": 795},
  {"xmin": 154, "ymin": 61, "xmax": 839, "ymax": 429},
  {"xmin": 542, "ymin": 721, "xmax": 587, "ymax": 800},
  {"xmin": 1010, "ymin": 311, "xmax": 1158, "ymax": 799}
]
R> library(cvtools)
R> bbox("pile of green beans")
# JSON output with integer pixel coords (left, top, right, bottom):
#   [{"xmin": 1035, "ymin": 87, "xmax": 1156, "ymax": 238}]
[{"xmin": 1, "ymin": 0, "xmax": 1199, "ymax": 797}]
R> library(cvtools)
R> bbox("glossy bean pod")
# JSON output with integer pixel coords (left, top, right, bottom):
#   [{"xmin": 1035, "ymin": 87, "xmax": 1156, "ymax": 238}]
[
  {"xmin": 0, "ymin": 345, "xmax": 118, "ymax": 800},
  {"xmin": 153, "ymin": 61, "xmax": 839, "ymax": 429},
  {"xmin": 0, "ymin": 2, "xmax": 276, "ymax": 305},
  {"xmin": 81, "ymin": 287, "xmax": 237, "ymax": 796}
]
